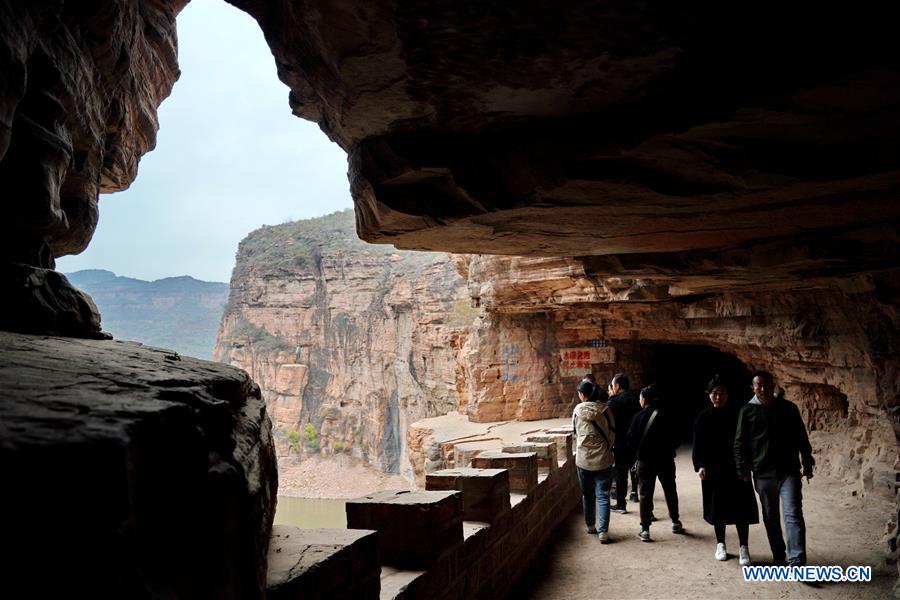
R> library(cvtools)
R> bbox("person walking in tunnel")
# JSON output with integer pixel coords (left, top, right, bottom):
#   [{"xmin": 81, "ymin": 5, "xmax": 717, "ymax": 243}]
[
  {"xmin": 573, "ymin": 379, "xmax": 616, "ymax": 543},
  {"xmin": 735, "ymin": 371, "xmax": 815, "ymax": 567},
  {"xmin": 628, "ymin": 383, "xmax": 683, "ymax": 541},
  {"xmin": 693, "ymin": 375, "xmax": 759, "ymax": 565},
  {"xmin": 607, "ymin": 372, "xmax": 641, "ymax": 511}
]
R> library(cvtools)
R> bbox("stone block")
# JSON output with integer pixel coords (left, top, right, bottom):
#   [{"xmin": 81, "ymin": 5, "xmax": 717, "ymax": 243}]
[
  {"xmin": 452, "ymin": 439, "xmax": 500, "ymax": 468},
  {"xmin": 502, "ymin": 442, "xmax": 558, "ymax": 471},
  {"xmin": 346, "ymin": 490, "xmax": 463, "ymax": 569},
  {"xmin": 526, "ymin": 433, "xmax": 573, "ymax": 462},
  {"xmin": 471, "ymin": 452, "xmax": 538, "ymax": 493},
  {"xmin": 425, "ymin": 468, "xmax": 511, "ymax": 523},
  {"xmin": 267, "ymin": 526, "xmax": 379, "ymax": 600}
]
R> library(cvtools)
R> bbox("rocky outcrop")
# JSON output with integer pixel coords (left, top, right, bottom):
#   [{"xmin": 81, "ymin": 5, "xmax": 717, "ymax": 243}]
[
  {"xmin": 229, "ymin": 0, "xmax": 900, "ymax": 278},
  {"xmin": 214, "ymin": 211, "xmax": 473, "ymax": 479},
  {"xmin": 0, "ymin": 331, "xmax": 277, "ymax": 599},
  {"xmin": 0, "ymin": 0, "xmax": 185, "ymax": 337}
]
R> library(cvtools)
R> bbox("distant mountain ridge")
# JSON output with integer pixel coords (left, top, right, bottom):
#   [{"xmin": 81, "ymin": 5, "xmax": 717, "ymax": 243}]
[{"xmin": 66, "ymin": 269, "xmax": 229, "ymax": 360}]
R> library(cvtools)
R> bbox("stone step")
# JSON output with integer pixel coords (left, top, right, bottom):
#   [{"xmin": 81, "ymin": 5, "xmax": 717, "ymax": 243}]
[
  {"xmin": 425, "ymin": 467, "xmax": 511, "ymax": 523},
  {"xmin": 267, "ymin": 525, "xmax": 379, "ymax": 600},
  {"xmin": 346, "ymin": 490, "xmax": 463, "ymax": 570},
  {"xmin": 471, "ymin": 452, "xmax": 538, "ymax": 493}
]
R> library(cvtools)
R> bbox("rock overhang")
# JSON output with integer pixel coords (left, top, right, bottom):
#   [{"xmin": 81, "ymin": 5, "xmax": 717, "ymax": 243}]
[{"xmin": 227, "ymin": 0, "xmax": 900, "ymax": 276}]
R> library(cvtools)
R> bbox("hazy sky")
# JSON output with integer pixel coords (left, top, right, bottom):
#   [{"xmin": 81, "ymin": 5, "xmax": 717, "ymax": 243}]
[{"xmin": 57, "ymin": 0, "xmax": 352, "ymax": 283}]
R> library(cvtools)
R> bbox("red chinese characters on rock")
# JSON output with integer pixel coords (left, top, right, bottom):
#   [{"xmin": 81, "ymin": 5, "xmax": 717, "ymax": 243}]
[{"xmin": 560, "ymin": 348, "xmax": 595, "ymax": 376}]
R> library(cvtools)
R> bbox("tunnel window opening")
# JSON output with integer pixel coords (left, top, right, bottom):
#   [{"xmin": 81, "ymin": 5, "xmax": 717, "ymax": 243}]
[{"xmin": 638, "ymin": 343, "xmax": 752, "ymax": 445}]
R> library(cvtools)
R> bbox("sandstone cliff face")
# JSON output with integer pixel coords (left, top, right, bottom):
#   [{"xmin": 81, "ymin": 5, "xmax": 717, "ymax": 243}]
[
  {"xmin": 215, "ymin": 211, "xmax": 473, "ymax": 479},
  {"xmin": 0, "ymin": 0, "xmax": 186, "ymax": 337},
  {"xmin": 461, "ymin": 255, "xmax": 900, "ymax": 502}
]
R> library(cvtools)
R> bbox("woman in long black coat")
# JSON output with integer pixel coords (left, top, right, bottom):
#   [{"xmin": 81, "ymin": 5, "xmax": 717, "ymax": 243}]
[{"xmin": 693, "ymin": 376, "xmax": 759, "ymax": 565}]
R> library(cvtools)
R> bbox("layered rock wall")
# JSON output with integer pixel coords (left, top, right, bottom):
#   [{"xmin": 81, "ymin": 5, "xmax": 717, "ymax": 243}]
[
  {"xmin": 214, "ymin": 211, "xmax": 474, "ymax": 478},
  {"xmin": 0, "ymin": 0, "xmax": 187, "ymax": 337},
  {"xmin": 463, "ymin": 255, "xmax": 900, "ymax": 501}
]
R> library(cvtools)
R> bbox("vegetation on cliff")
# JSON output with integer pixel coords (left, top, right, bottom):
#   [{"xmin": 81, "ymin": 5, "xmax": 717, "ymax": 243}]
[{"xmin": 231, "ymin": 210, "xmax": 437, "ymax": 282}]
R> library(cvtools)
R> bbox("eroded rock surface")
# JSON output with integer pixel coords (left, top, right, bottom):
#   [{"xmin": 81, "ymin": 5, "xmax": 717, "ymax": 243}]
[
  {"xmin": 214, "ymin": 211, "xmax": 473, "ymax": 479},
  {"xmin": 230, "ymin": 0, "xmax": 900, "ymax": 276},
  {"xmin": 0, "ymin": 332, "xmax": 277, "ymax": 599},
  {"xmin": 464, "ymin": 255, "xmax": 900, "ymax": 499},
  {"xmin": 0, "ymin": 0, "xmax": 186, "ymax": 336}
]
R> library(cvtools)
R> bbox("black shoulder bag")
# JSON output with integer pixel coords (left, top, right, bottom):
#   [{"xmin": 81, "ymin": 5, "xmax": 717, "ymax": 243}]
[{"xmin": 631, "ymin": 409, "xmax": 659, "ymax": 475}]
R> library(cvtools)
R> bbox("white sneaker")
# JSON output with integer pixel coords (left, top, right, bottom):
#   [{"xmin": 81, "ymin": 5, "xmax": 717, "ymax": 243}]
[
  {"xmin": 739, "ymin": 545, "xmax": 751, "ymax": 566},
  {"xmin": 598, "ymin": 531, "xmax": 610, "ymax": 544},
  {"xmin": 715, "ymin": 543, "xmax": 727, "ymax": 561}
]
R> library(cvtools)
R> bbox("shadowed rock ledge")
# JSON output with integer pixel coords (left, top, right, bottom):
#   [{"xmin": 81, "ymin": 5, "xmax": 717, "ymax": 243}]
[
  {"xmin": 0, "ymin": 332, "xmax": 277, "ymax": 599},
  {"xmin": 229, "ymin": 0, "xmax": 900, "ymax": 276}
]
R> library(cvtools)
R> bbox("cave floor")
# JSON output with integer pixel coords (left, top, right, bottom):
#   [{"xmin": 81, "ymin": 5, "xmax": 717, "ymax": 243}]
[{"xmin": 515, "ymin": 450, "xmax": 894, "ymax": 599}]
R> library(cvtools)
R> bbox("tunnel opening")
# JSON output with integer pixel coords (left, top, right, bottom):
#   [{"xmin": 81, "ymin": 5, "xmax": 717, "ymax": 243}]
[{"xmin": 637, "ymin": 343, "xmax": 752, "ymax": 445}]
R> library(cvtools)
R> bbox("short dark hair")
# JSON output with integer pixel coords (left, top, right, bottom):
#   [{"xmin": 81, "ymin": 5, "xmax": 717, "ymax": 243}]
[
  {"xmin": 706, "ymin": 374, "xmax": 728, "ymax": 394},
  {"xmin": 640, "ymin": 383, "xmax": 660, "ymax": 405},
  {"xmin": 582, "ymin": 373, "xmax": 597, "ymax": 383},
  {"xmin": 751, "ymin": 370, "xmax": 774, "ymax": 383},
  {"xmin": 611, "ymin": 373, "xmax": 629, "ymax": 390}
]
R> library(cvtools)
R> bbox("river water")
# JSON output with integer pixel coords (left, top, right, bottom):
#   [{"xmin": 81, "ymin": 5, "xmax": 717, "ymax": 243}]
[{"xmin": 273, "ymin": 496, "xmax": 347, "ymax": 529}]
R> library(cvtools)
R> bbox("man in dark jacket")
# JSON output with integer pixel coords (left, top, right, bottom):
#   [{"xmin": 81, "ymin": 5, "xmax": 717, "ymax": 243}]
[
  {"xmin": 627, "ymin": 384, "xmax": 683, "ymax": 541},
  {"xmin": 735, "ymin": 371, "xmax": 814, "ymax": 566},
  {"xmin": 607, "ymin": 373, "xmax": 641, "ymax": 510}
]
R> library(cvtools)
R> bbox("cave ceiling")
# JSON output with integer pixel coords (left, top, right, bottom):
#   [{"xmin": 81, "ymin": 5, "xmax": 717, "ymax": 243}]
[{"xmin": 229, "ymin": 0, "xmax": 900, "ymax": 281}]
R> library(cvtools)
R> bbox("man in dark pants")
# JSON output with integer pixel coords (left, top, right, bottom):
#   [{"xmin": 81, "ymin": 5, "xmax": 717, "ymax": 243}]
[
  {"xmin": 608, "ymin": 373, "xmax": 641, "ymax": 510},
  {"xmin": 735, "ymin": 371, "xmax": 815, "ymax": 566},
  {"xmin": 627, "ymin": 384, "xmax": 683, "ymax": 541}
]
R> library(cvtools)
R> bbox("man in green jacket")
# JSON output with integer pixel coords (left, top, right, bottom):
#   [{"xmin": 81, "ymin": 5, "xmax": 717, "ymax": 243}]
[{"xmin": 735, "ymin": 371, "xmax": 814, "ymax": 566}]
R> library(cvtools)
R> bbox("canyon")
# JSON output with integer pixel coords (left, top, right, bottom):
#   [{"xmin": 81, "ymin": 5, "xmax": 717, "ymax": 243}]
[
  {"xmin": 216, "ymin": 212, "xmax": 897, "ymax": 512},
  {"xmin": 67, "ymin": 269, "xmax": 228, "ymax": 360},
  {"xmin": 2, "ymin": 0, "xmax": 898, "ymax": 597},
  {"xmin": 214, "ymin": 210, "xmax": 472, "ymax": 485}
]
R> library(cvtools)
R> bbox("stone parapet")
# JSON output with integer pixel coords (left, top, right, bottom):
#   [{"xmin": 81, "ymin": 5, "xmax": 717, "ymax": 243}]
[
  {"xmin": 526, "ymin": 433, "xmax": 573, "ymax": 463},
  {"xmin": 471, "ymin": 452, "xmax": 538, "ymax": 494},
  {"xmin": 346, "ymin": 490, "xmax": 463, "ymax": 569},
  {"xmin": 381, "ymin": 453, "xmax": 582, "ymax": 599},
  {"xmin": 266, "ymin": 526, "xmax": 379, "ymax": 600},
  {"xmin": 502, "ymin": 442, "xmax": 559, "ymax": 472},
  {"xmin": 425, "ymin": 468, "xmax": 511, "ymax": 523}
]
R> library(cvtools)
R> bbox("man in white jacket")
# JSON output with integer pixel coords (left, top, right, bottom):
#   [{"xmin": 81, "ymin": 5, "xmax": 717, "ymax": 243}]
[{"xmin": 573, "ymin": 380, "xmax": 616, "ymax": 543}]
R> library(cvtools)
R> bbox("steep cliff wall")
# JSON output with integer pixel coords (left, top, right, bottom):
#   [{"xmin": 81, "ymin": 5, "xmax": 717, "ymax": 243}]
[{"xmin": 215, "ymin": 211, "xmax": 473, "ymax": 480}]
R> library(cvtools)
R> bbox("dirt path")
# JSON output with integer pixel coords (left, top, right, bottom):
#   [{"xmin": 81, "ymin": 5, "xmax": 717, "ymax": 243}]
[{"xmin": 514, "ymin": 450, "xmax": 894, "ymax": 599}]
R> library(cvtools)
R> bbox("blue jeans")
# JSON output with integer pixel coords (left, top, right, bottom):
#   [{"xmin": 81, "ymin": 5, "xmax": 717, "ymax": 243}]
[
  {"xmin": 754, "ymin": 474, "xmax": 806, "ymax": 565},
  {"xmin": 577, "ymin": 467, "xmax": 612, "ymax": 533}
]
